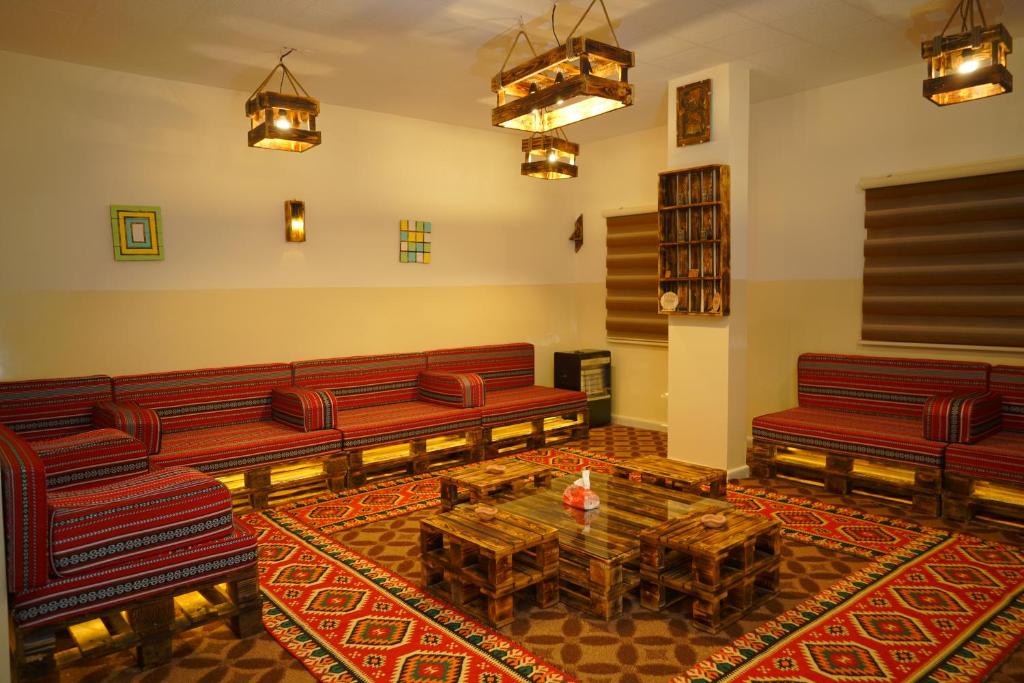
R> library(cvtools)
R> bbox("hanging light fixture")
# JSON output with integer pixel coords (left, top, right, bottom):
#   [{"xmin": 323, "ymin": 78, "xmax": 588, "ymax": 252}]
[
  {"xmin": 491, "ymin": 0, "xmax": 634, "ymax": 132},
  {"xmin": 246, "ymin": 48, "xmax": 322, "ymax": 152},
  {"xmin": 521, "ymin": 128, "xmax": 579, "ymax": 179},
  {"xmin": 922, "ymin": 0, "xmax": 1012, "ymax": 106}
]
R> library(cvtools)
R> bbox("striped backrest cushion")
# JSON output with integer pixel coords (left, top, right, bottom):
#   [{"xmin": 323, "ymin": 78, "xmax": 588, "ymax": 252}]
[
  {"xmin": 112, "ymin": 364, "xmax": 292, "ymax": 433},
  {"xmin": 0, "ymin": 425, "xmax": 47, "ymax": 593},
  {"xmin": 425, "ymin": 344, "xmax": 535, "ymax": 390},
  {"xmin": 291, "ymin": 353, "xmax": 427, "ymax": 409},
  {"xmin": 0, "ymin": 375, "xmax": 113, "ymax": 441},
  {"xmin": 797, "ymin": 354, "xmax": 990, "ymax": 418},
  {"xmin": 991, "ymin": 365, "xmax": 1024, "ymax": 431}
]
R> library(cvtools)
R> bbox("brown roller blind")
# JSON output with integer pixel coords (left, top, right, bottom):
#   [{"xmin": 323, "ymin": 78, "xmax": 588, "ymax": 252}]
[
  {"xmin": 862, "ymin": 169, "xmax": 1024, "ymax": 347},
  {"xmin": 607, "ymin": 212, "xmax": 667, "ymax": 342}
]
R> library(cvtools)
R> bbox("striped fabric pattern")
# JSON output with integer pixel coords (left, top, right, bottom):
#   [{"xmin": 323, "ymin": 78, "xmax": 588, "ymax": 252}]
[
  {"xmin": 480, "ymin": 385, "xmax": 587, "ymax": 427},
  {"xmin": 13, "ymin": 520, "xmax": 257, "ymax": 628},
  {"xmin": 334, "ymin": 401, "xmax": 482, "ymax": 449},
  {"xmin": 990, "ymin": 365, "xmax": 1024, "ymax": 432},
  {"xmin": 112, "ymin": 364, "xmax": 292, "ymax": 433},
  {"xmin": 425, "ymin": 344, "xmax": 535, "ymax": 390},
  {"xmin": 48, "ymin": 466, "xmax": 233, "ymax": 577},
  {"xmin": 271, "ymin": 387, "xmax": 337, "ymax": 432},
  {"xmin": 0, "ymin": 425, "xmax": 48, "ymax": 593},
  {"xmin": 945, "ymin": 432, "xmax": 1024, "ymax": 485},
  {"xmin": 417, "ymin": 371, "xmax": 486, "ymax": 408},
  {"xmin": 922, "ymin": 391, "xmax": 1003, "ymax": 444},
  {"xmin": 797, "ymin": 354, "xmax": 990, "ymax": 418},
  {"xmin": 292, "ymin": 353, "xmax": 427, "ymax": 410},
  {"xmin": 0, "ymin": 375, "xmax": 112, "ymax": 441},
  {"xmin": 152, "ymin": 421, "xmax": 342, "ymax": 474},
  {"xmin": 93, "ymin": 400, "xmax": 162, "ymax": 454},
  {"xmin": 33, "ymin": 429, "xmax": 149, "ymax": 491},
  {"xmin": 752, "ymin": 407, "xmax": 947, "ymax": 468}
]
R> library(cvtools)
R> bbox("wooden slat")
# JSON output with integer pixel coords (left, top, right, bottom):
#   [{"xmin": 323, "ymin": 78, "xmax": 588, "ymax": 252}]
[{"xmin": 606, "ymin": 211, "xmax": 665, "ymax": 341}]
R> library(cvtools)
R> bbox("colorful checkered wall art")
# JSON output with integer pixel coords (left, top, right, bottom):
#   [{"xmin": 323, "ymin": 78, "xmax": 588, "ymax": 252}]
[
  {"xmin": 110, "ymin": 205, "xmax": 163, "ymax": 261},
  {"xmin": 399, "ymin": 220, "xmax": 431, "ymax": 264}
]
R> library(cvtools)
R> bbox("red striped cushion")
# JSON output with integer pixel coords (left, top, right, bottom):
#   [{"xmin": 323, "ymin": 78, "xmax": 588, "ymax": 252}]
[
  {"xmin": 425, "ymin": 344, "xmax": 535, "ymax": 390},
  {"xmin": 93, "ymin": 401, "xmax": 162, "ymax": 454},
  {"xmin": 752, "ymin": 407, "xmax": 947, "ymax": 468},
  {"xmin": 33, "ymin": 429, "xmax": 149, "ymax": 491},
  {"xmin": 418, "ymin": 372, "xmax": 485, "ymax": 408},
  {"xmin": 991, "ymin": 365, "xmax": 1024, "ymax": 432},
  {"xmin": 922, "ymin": 391, "xmax": 1003, "ymax": 444},
  {"xmin": 112, "ymin": 364, "xmax": 292, "ymax": 433},
  {"xmin": 0, "ymin": 375, "xmax": 112, "ymax": 441},
  {"xmin": 334, "ymin": 401, "xmax": 481, "ymax": 449},
  {"xmin": 13, "ymin": 520, "xmax": 256, "ymax": 628},
  {"xmin": 292, "ymin": 353, "xmax": 426, "ymax": 409},
  {"xmin": 946, "ymin": 432, "xmax": 1024, "ymax": 485},
  {"xmin": 272, "ymin": 387, "xmax": 337, "ymax": 431},
  {"xmin": 0, "ymin": 425, "xmax": 48, "ymax": 593},
  {"xmin": 797, "ymin": 354, "xmax": 990, "ymax": 418},
  {"xmin": 480, "ymin": 386, "xmax": 587, "ymax": 427},
  {"xmin": 48, "ymin": 466, "xmax": 233, "ymax": 577}
]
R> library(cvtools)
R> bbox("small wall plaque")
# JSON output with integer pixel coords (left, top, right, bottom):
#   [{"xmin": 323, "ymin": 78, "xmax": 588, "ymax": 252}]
[{"xmin": 676, "ymin": 79, "xmax": 711, "ymax": 146}]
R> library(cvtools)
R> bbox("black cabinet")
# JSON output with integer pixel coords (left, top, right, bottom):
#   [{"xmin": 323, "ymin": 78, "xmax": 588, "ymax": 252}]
[{"xmin": 554, "ymin": 350, "xmax": 611, "ymax": 427}]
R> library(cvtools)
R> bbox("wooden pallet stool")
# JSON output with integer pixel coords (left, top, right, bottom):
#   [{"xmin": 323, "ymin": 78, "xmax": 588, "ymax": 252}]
[
  {"xmin": 439, "ymin": 459, "xmax": 554, "ymax": 511},
  {"xmin": 639, "ymin": 511, "xmax": 781, "ymax": 632},
  {"xmin": 612, "ymin": 455, "xmax": 727, "ymax": 498},
  {"xmin": 419, "ymin": 507, "xmax": 559, "ymax": 627}
]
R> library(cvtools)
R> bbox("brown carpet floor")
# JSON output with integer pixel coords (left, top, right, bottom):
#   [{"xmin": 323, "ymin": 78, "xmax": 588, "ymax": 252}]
[{"xmin": 66, "ymin": 425, "xmax": 1024, "ymax": 682}]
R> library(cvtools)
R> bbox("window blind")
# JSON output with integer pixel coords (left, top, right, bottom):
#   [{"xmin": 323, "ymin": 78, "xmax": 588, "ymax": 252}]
[
  {"xmin": 606, "ymin": 212, "xmax": 667, "ymax": 342},
  {"xmin": 862, "ymin": 169, "xmax": 1024, "ymax": 347}
]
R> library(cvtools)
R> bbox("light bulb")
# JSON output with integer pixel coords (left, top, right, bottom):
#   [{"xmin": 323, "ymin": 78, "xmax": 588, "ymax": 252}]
[
  {"xmin": 274, "ymin": 110, "xmax": 291, "ymax": 129},
  {"xmin": 958, "ymin": 58, "xmax": 980, "ymax": 74},
  {"xmin": 547, "ymin": 149, "xmax": 558, "ymax": 163}
]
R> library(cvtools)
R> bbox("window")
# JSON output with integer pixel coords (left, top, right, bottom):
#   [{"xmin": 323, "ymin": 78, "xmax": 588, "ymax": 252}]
[
  {"xmin": 606, "ymin": 212, "xmax": 667, "ymax": 342},
  {"xmin": 862, "ymin": 169, "xmax": 1024, "ymax": 347}
]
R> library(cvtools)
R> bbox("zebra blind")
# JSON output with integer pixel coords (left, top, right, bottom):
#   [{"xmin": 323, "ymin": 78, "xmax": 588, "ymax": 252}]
[
  {"xmin": 606, "ymin": 212, "xmax": 667, "ymax": 342},
  {"xmin": 862, "ymin": 169, "xmax": 1024, "ymax": 347}
]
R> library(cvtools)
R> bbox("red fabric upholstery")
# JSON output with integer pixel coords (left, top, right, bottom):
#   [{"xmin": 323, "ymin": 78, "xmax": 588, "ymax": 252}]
[
  {"xmin": 752, "ymin": 407, "xmax": 947, "ymax": 468},
  {"xmin": 922, "ymin": 390, "xmax": 1003, "ymax": 444},
  {"xmin": 112, "ymin": 364, "xmax": 292, "ymax": 433},
  {"xmin": 480, "ymin": 386, "xmax": 587, "ymax": 428},
  {"xmin": 13, "ymin": 520, "xmax": 257, "ymax": 628},
  {"xmin": 418, "ymin": 371, "xmax": 486, "ymax": 409},
  {"xmin": 797, "ymin": 354, "xmax": 990, "ymax": 418},
  {"xmin": 33, "ymin": 428, "xmax": 149, "ymax": 491},
  {"xmin": 0, "ymin": 375, "xmax": 112, "ymax": 441},
  {"xmin": 0, "ymin": 425, "xmax": 48, "ymax": 593},
  {"xmin": 49, "ymin": 466, "xmax": 233, "ymax": 577},
  {"xmin": 271, "ymin": 387, "xmax": 337, "ymax": 431},
  {"xmin": 334, "ymin": 401, "xmax": 481, "ymax": 450},
  {"xmin": 152, "ymin": 421, "xmax": 341, "ymax": 474},
  {"xmin": 93, "ymin": 400, "xmax": 162, "ymax": 454},
  {"xmin": 425, "ymin": 344, "xmax": 535, "ymax": 391},
  {"xmin": 292, "ymin": 353, "xmax": 426, "ymax": 410},
  {"xmin": 991, "ymin": 365, "xmax": 1024, "ymax": 432},
  {"xmin": 946, "ymin": 431, "xmax": 1024, "ymax": 486}
]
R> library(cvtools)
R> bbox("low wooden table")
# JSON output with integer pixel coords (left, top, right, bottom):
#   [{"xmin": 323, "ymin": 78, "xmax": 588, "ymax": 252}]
[
  {"xmin": 612, "ymin": 454, "xmax": 728, "ymax": 499},
  {"xmin": 439, "ymin": 459, "xmax": 554, "ymax": 511},
  {"xmin": 419, "ymin": 507, "xmax": 559, "ymax": 627}
]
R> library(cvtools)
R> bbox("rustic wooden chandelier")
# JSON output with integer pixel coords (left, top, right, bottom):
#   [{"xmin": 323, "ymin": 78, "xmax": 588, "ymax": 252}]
[
  {"xmin": 922, "ymin": 0, "xmax": 1013, "ymax": 106},
  {"xmin": 246, "ymin": 49, "xmax": 322, "ymax": 152},
  {"xmin": 521, "ymin": 128, "xmax": 579, "ymax": 179},
  {"xmin": 491, "ymin": 0, "xmax": 634, "ymax": 132}
]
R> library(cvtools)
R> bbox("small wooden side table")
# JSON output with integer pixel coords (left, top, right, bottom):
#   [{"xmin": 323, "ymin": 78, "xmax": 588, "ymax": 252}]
[
  {"xmin": 439, "ymin": 459, "xmax": 554, "ymax": 511},
  {"xmin": 612, "ymin": 455, "xmax": 727, "ymax": 498},
  {"xmin": 420, "ymin": 507, "xmax": 559, "ymax": 627}
]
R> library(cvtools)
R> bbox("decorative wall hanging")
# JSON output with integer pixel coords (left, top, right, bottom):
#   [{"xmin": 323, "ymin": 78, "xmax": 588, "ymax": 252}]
[
  {"xmin": 110, "ymin": 205, "xmax": 163, "ymax": 261},
  {"xmin": 676, "ymin": 79, "xmax": 711, "ymax": 146},
  {"xmin": 922, "ymin": 0, "xmax": 1013, "ymax": 106},
  {"xmin": 521, "ymin": 128, "xmax": 579, "ymax": 179},
  {"xmin": 569, "ymin": 214, "xmax": 583, "ymax": 252},
  {"xmin": 246, "ymin": 48, "xmax": 322, "ymax": 152},
  {"xmin": 400, "ymin": 220, "xmax": 431, "ymax": 263},
  {"xmin": 284, "ymin": 200, "xmax": 305, "ymax": 242}
]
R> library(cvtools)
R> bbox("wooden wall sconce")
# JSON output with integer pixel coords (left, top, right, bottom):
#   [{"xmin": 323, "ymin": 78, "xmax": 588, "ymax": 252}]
[{"xmin": 285, "ymin": 200, "xmax": 305, "ymax": 242}]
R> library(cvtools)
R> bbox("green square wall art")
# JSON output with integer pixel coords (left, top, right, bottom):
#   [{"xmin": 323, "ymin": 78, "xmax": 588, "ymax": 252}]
[
  {"xmin": 399, "ymin": 219, "xmax": 431, "ymax": 264},
  {"xmin": 111, "ymin": 205, "xmax": 163, "ymax": 261}
]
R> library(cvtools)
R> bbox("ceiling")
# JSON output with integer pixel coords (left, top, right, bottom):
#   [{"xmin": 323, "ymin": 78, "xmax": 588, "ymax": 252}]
[{"xmin": 1, "ymin": 0, "xmax": 1021, "ymax": 141}]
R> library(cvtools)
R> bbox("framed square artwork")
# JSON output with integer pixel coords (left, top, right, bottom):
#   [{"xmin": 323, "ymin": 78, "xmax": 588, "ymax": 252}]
[
  {"xmin": 111, "ymin": 205, "xmax": 163, "ymax": 261},
  {"xmin": 676, "ymin": 79, "xmax": 711, "ymax": 146}
]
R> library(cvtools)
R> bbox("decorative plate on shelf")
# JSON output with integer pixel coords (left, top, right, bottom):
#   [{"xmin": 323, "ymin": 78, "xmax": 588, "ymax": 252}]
[{"xmin": 660, "ymin": 291, "xmax": 679, "ymax": 312}]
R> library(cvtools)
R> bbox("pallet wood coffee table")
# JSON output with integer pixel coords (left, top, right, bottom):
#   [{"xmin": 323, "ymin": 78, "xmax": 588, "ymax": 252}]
[
  {"xmin": 439, "ymin": 459, "xmax": 554, "ymax": 511},
  {"xmin": 419, "ymin": 507, "xmax": 559, "ymax": 627},
  {"xmin": 612, "ymin": 454, "xmax": 728, "ymax": 498}
]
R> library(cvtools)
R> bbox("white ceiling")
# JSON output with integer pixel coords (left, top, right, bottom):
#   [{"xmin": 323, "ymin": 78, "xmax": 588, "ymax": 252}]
[{"xmin": 1, "ymin": 0, "xmax": 1021, "ymax": 141}]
